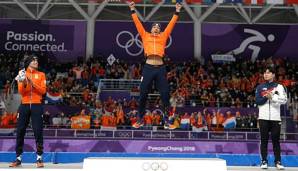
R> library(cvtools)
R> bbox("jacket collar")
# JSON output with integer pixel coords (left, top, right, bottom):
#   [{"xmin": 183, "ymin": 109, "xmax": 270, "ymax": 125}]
[{"xmin": 26, "ymin": 67, "xmax": 38, "ymax": 73}]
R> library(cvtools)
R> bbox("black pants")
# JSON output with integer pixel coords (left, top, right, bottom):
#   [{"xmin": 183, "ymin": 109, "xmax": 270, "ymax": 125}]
[
  {"xmin": 138, "ymin": 64, "xmax": 170, "ymax": 123},
  {"xmin": 16, "ymin": 104, "xmax": 44, "ymax": 157},
  {"xmin": 259, "ymin": 119, "xmax": 281, "ymax": 163}
]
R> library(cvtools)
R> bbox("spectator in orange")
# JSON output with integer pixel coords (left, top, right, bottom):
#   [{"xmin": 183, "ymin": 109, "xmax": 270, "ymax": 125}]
[
  {"xmin": 196, "ymin": 112, "xmax": 206, "ymax": 128},
  {"xmin": 101, "ymin": 114, "xmax": 110, "ymax": 127},
  {"xmin": 129, "ymin": 110, "xmax": 138, "ymax": 126},
  {"xmin": 217, "ymin": 112, "xmax": 225, "ymax": 128},
  {"xmin": 116, "ymin": 105, "xmax": 125, "ymax": 125},
  {"xmin": 206, "ymin": 113, "xmax": 212, "ymax": 129},
  {"xmin": 0, "ymin": 111, "xmax": 14, "ymax": 128},
  {"xmin": 105, "ymin": 96, "xmax": 115, "ymax": 113},
  {"xmin": 152, "ymin": 110, "xmax": 161, "ymax": 126},
  {"xmin": 190, "ymin": 112, "xmax": 197, "ymax": 127},
  {"xmin": 110, "ymin": 114, "xmax": 117, "ymax": 127},
  {"xmin": 144, "ymin": 111, "xmax": 153, "ymax": 126}
]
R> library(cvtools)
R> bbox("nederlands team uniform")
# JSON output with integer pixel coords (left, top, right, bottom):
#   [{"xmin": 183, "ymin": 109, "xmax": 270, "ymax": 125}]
[
  {"xmin": 131, "ymin": 10, "xmax": 179, "ymax": 124},
  {"xmin": 16, "ymin": 68, "xmax": 46, "ymax": 157}
]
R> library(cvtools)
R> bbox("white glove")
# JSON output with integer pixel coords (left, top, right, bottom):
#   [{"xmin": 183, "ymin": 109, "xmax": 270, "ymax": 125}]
[{"xmin": 15, "ymin": 69, "xmax": 26, "ymax": 82}]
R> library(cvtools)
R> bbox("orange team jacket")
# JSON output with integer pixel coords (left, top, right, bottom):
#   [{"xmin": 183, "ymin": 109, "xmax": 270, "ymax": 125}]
[
  {"xmin": 18, "ymin": 68, "xmax": 46, "ymax": 104},
  {"xmin": 131, "ymin": 12, "xmax": 178, "ymax": 57}
]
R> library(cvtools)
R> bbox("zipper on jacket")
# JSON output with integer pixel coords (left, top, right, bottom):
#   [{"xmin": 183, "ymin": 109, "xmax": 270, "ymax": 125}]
[
  {"xmin": 269, "ymin": 99, "xmax": 271, "ymax": 120},
  {"xmin": 153, "ymin": 34, "xmax": 156, "ymax": 56},
  {"xmin": 30, "ymin": 70, "xmax": 33, "ymax": 109}
]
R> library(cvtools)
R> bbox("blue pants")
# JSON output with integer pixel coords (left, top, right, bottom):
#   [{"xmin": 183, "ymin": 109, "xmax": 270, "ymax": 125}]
[
  {"xmin": 138, "ymin": 64, "xmax": 170, "ymax": 123},
  {"xmin": 16, "ymin": 104, "xmax": 44, "ymax": 157}
]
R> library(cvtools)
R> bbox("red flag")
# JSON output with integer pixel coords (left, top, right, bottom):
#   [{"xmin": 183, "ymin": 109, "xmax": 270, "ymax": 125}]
[
  {"xmin": 244, "ymin": 0, "xmax": 265, "ymax": 4},
  {"xmin": 185, "ymin": 0, "xmax": 202, "ymax": 3},
  {"xmin": 287, "ymin": 0, "xmax": 298, "ymax": 4}
]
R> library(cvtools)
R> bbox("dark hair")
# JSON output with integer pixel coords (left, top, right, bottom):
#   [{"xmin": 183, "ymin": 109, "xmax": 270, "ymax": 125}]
[
  {"xmin": 263, "ymin": 65, "xmax": 276, "ymax": 74},
  {"xmin": 23, "ymin": 55, "xmax": 38, "ymax": 69},
  {"xmin": 151, "ymin": 23, "xmax": 161, "ymax": 29}
]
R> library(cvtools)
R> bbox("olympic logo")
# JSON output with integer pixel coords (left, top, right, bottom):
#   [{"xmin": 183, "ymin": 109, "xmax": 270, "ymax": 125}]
[
  {"xmin": 142, "ymin": 162, "xmax": 169, "ymax": 171},
  {"xmin": 118, "ymin": 132, "xmax": 132, "ymax": 137},
  {"xmin": 116, "ymin": 30, "xmax": 172, "ymax": 57}
]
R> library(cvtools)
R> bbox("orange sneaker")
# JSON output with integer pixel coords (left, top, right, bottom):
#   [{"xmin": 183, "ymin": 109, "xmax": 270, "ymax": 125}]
[
  {"xmin": 36, "ymin": 159, "xmax": 44, "ymax": 168},
  {"xmin": 9, "ymin": 159, "xmax": 21, "ymax": 167}
]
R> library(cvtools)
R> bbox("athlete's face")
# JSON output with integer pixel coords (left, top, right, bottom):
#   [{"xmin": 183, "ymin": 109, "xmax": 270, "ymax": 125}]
[
  {"xmin": 263, "ymin": 69, "xmax": 274, "ymax": 81},
  {"xmin": 151, "ymin": 25, "xmax": 160, "ymax": 34},
  {"xmin": 29, "ymin": 58, "xmax": 38, "ymax": 70}
]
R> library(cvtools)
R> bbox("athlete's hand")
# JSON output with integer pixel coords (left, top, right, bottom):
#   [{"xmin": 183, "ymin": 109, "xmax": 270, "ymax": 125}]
[
  {"xmin": 264, "ymin": 91, "xmax": 273, "ymax": 100},
  {"xmin": 176, "ymin": 3, "xmax": 182, "ymax": 13},
  {"xmin": 129, "ymin": 1, "xmax": 136, "ymax": 11},
  {"xmin": 15, "ymin": 69, "xmax": 26, "ymax": 82}
]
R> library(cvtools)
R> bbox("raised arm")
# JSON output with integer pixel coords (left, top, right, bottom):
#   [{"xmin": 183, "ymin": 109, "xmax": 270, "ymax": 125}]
[
  {"xmin": 164, "ymin": 3, "xmax": 182, "ymax": 37},
  {"xmin": 129, "ymin": 1, "xmax": 146, "ymax": 38}
]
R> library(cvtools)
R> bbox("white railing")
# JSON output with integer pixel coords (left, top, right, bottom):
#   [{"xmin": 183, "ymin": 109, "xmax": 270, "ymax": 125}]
[
  {"xmin": 0, "ymin": 128, "xmax": 297, "ymax": 142},
  {"xmin": 98, "ymin": 79, "xmax": 141, "ymax": 90}
]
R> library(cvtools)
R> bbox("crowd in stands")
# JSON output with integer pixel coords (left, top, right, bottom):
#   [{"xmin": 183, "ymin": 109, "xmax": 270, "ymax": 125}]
[
  {"xmin": 0, "ymin": 52, "xmax": 297, "ymax": 130},
  {"xmin": 0, "ymin": 111, "xmax": 17, "ymax": 128},
  {"xmin": 43, "ymin": 56, "xmax": 298, "ymax": 108},
  {"xmin": 44, "ymin": 104, "xmax": 259, "ymax": 131}
]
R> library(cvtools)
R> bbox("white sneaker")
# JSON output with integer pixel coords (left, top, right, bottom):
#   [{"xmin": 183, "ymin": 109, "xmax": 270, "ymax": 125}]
[
  {"xmin": 276, "ymin": 161, "xmax": 285, "ymax": 170},
  {"xmin": 260, "ymin": 160, "xmax": 268, "ymax": 169}
]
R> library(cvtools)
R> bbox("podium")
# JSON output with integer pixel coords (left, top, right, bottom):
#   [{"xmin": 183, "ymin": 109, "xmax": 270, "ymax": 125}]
[
  {"xmin": 83, "ymin": 157, "xmax": 227, "ymax": 171},
  {"xmin": 0, "ymin": 157, "xmax": 227, "ymax": 171}
]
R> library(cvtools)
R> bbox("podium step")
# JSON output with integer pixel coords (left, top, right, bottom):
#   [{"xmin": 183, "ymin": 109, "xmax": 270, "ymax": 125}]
[{"xmin": 83, "ymin": 157, "xmax": 227, "ymax": 171}]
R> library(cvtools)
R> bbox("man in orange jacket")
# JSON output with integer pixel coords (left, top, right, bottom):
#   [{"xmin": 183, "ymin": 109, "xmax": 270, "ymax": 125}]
[
  {"xmin": 9, "ymin": 55, "xmax": 46, "ymax": 168},
  {"xmin": 129, "ymin": 1, "xmax": 182, "ymax": 129}
]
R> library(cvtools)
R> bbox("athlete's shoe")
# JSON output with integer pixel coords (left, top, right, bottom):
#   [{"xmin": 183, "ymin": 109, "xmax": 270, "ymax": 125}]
[
  {"xmin": 275, "ymin": 161, "xmax": 285, "ymax": 170},
  {"xmin": 36, "ymin": 159, "xmax": 44, "ymax": 168},
  {"xmin": 260, "ymin": 160, "xmax": 268, "ymax": 169},
  {"xmin": 9, "ymin": 159, "xmax": 22, "ymax": 168}
]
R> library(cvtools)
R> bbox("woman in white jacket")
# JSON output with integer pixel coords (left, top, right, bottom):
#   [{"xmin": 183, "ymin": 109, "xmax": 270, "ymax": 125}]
[{"xmin": 255, "ymin": 66, "xmax": 287, "ymax": 170}]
